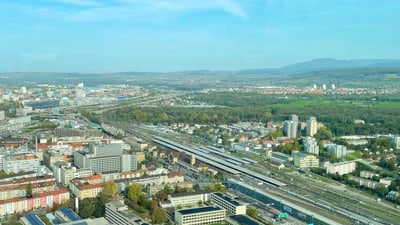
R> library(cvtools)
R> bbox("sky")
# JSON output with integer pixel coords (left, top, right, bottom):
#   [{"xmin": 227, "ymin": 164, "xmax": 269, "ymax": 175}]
[{"xmin": 0, "ymin": 0, "xmax": 399, "ymax": 73}]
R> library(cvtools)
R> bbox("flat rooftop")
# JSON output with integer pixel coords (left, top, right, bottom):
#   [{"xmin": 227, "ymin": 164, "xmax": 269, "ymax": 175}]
[
  {"xmin": 177, "ymin": 206, "xmax": 224, "ymax": 215},
  {"xmin": 230, "ymin": 215, "xmax": 260, "ymax": 225},
  {"xmin": 212, "ymin": 192, "xmax": 243, "ymax": 206}
]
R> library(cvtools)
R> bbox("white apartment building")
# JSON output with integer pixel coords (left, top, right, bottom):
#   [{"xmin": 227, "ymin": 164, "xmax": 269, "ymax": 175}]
[
  {"xmin": 326, "ymin": 161, "xmax": 356, "ymax": 175},
  {"xmin": 327, "ymin": 144, "xmax": 347, "ymax": 158},
  {"xmin": 292, "ymin": 151, "xmax": 319, "ymax": 169},
  {"xmin": 302, "ymin": 136, "xmax": 319, "ymax": 155},
  {"xmin": 306, "ymin": 117, "xmax": 318, "ymax": 137}
]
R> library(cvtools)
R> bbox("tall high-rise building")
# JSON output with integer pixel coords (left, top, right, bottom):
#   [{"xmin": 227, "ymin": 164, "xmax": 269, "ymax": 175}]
[
  {"xmin": 73, "ymin": 143, "xmax": 136, "ymax": 173},
  {"xmin": 284, "ymin": 115, "xmax": 298, "ymax": 139},
  {"xmin": 306, "ymin": 117, "xmax": 318, "ymax": 137}
]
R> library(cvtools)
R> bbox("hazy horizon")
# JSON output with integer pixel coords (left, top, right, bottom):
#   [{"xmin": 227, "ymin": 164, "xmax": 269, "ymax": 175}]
[{"xmin": 1, "ymin": 0, "xmax": 400, "ymax": 73}]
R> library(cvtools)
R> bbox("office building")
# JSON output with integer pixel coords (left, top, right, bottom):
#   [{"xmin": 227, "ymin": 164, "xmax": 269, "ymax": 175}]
[
  {"xmin": 105, "ymin": 201, "xmax": 146, "ymax": 225},
  {"xmin": 89, "ymin": 143, "xmax": 122, "ymax": 157},
  {"xmin": 227, "ymin": 215, "xmax": 262, "ymax": 225},
  {"xmin": 43, "ymin": 151, "xmax": 67, "ymax": 168},
  {"xmin": 74, "ymin": 142, "xmax": 136, "ymax": 173},
  {"xmin": 175, "ymin": 206, "xmax": 226, "ymax": 225},
  {"xmin": 60, "ymin": 218, "xmax": 110, "ymax": 225},
  {"xmin": 210, "ymin": 192, "xmax": 246, "ymax": 215},
  {"xmin": 306, "ymin": 117, "xmax": 318, "ymax": 137},
  {"xmin": 2, "ymin": 153, "xmax": 40, "ymax": 174},
  {"xmin": 160, "ymin": 191, "xmax": 210, "ymax": 208}
]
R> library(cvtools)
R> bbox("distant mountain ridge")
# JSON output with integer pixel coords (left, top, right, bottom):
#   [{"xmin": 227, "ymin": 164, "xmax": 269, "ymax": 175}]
[
  {"xmin": 1, "ymin": 58, "xmax": 400, "ymax": 88},
  {"xmin": 234, "ymin": 58, "xmax": 400, "ymax": 75}
]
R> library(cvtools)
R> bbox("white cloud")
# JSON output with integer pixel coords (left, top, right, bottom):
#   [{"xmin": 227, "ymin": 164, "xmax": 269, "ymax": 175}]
[
  {"xmin": 53, "ymin": 0, "xmax": 101, "ymax": 6},
  {"xmin": 64, "ymin": 0, "xmax": 247, "ymax": 22}
]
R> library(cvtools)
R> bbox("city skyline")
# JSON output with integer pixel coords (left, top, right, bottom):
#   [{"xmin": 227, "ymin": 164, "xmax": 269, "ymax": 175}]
[{"xmin": 1, "ymin": 0, "xmax": 400, "ymax": 73}]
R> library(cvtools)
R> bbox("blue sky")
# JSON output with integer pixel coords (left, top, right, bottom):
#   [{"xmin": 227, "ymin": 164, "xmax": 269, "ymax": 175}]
[{"xmin": 1, "ymin": 0, "xmax": 399, "ymax": 72}]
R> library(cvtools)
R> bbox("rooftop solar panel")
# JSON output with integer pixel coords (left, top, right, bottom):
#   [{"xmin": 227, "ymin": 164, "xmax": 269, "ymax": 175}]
[
  {"xmin": 25, "ymin": 214, "xmax": 45, "ymax": 225},
  {"xmin": 59, "ymin": 208, "xmax": 81, "ymax": 221}
]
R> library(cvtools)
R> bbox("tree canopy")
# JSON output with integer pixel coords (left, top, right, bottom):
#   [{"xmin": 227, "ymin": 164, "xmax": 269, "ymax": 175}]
[
  {"xmin": 127, "ymin": 183, "xmax": 142, "ymax": 203},
  {"xmin": 151, "ymin": 207, "xmax": 167, "ymax": 224}
]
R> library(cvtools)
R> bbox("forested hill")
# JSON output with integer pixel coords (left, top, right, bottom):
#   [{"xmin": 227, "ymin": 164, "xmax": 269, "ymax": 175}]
[{"xmin": 273, "ymin": 67, "xmax": 400, "ymax": 88}]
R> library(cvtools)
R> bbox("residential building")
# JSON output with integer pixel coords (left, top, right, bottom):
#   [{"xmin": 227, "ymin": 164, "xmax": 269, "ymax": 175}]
[
  {"xmin": 326, "ymin": 161, "xmax": 356, "ymax": 175},
  {"xmin": 327, "ymin": 144, "xmax": 347, "ymax": 158},
  {"xmin": 53, "ymin": 161, "xmax": 93, "ymax": 186},
  {"xmin": 133, "ymin": 151, "xmax": 145, "ymax": 163},
  {"xmin": 283, "ymin": 118, "xmax": 298, "ymax": 139},
  {"xmin": 292, "ymin": 151, "xmax": 319, "ymax": 169},
  {"xmin": 0, "ymin": 176, "xmax": 58, "ymax": 200},
  {"xmin": 380, "ymin": 177, "xmax": 396, "ymax": 187},
  {"xmin": 69, "ymin": 174, "xmax": 103, "ymax": 200},
  {"xmin": 302, "ymin": 136, "xmax": 319, "ymax": 155},
  {"xmin": 175, "ymin": 206, "xmax": 226, "ymax": 225},
  {"xmin": 210, "ymin": 192, "xmax": 246, "ymax": 215},
  {"xmin": 0, "ymin": 187, "xmax": 70, "ymax": 217},
  {"xmin": 349, "ymin": 177, "xmax": 382, "ymax": 189},
  {"xmin": 306, "ymin": 117, "xmax": 318, "ymax": 137},
  {"xmin": 360, "ymin": 170, "xmax": 379, "ymax": 179},
  {"xmin": 391, "ymin": 136, "xmax": 400, "ymax": 149}
]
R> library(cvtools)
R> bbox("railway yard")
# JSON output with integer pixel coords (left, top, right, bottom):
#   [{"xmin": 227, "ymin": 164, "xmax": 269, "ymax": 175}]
[{"xmin": 115, "ymin": 123, "xmax": 400, "ymax": 225}]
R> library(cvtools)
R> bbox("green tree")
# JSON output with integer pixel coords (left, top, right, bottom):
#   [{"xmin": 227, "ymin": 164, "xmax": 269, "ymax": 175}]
[
  {"xmin": 213, "ymin": 172, "xmax": 224, "ymax": 181},
  {"xmin": 26, "ymin": 182, "xmax": 32, "ymax": 198},
  {"xmin": 79, "ymin": 198, "xmax": 95, "ymax": 218},
  {"xmin": 127, "ymin": 183, "xmax": 142, "ymax": 203},
  {"xmin": 205, "ymin": 183, "xmax": 226, "ymax": 193},
  {"xmin": 101, "ymin": 181, "xmax": 118, "ymax": 199},
  {"xmin": 246, "ymin": 207, "xmax": 259, "ymax": 218},
  {"xmin": 314, "ymin": 127, "xmax": 333, "ymax": 140},
  {"xmin": 163, "ymin": 184, "xmax": 174, "ymax": 194},
  {"xmin": 151, "ymin": 207, "xmax": 167, "ymax": 224}
]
